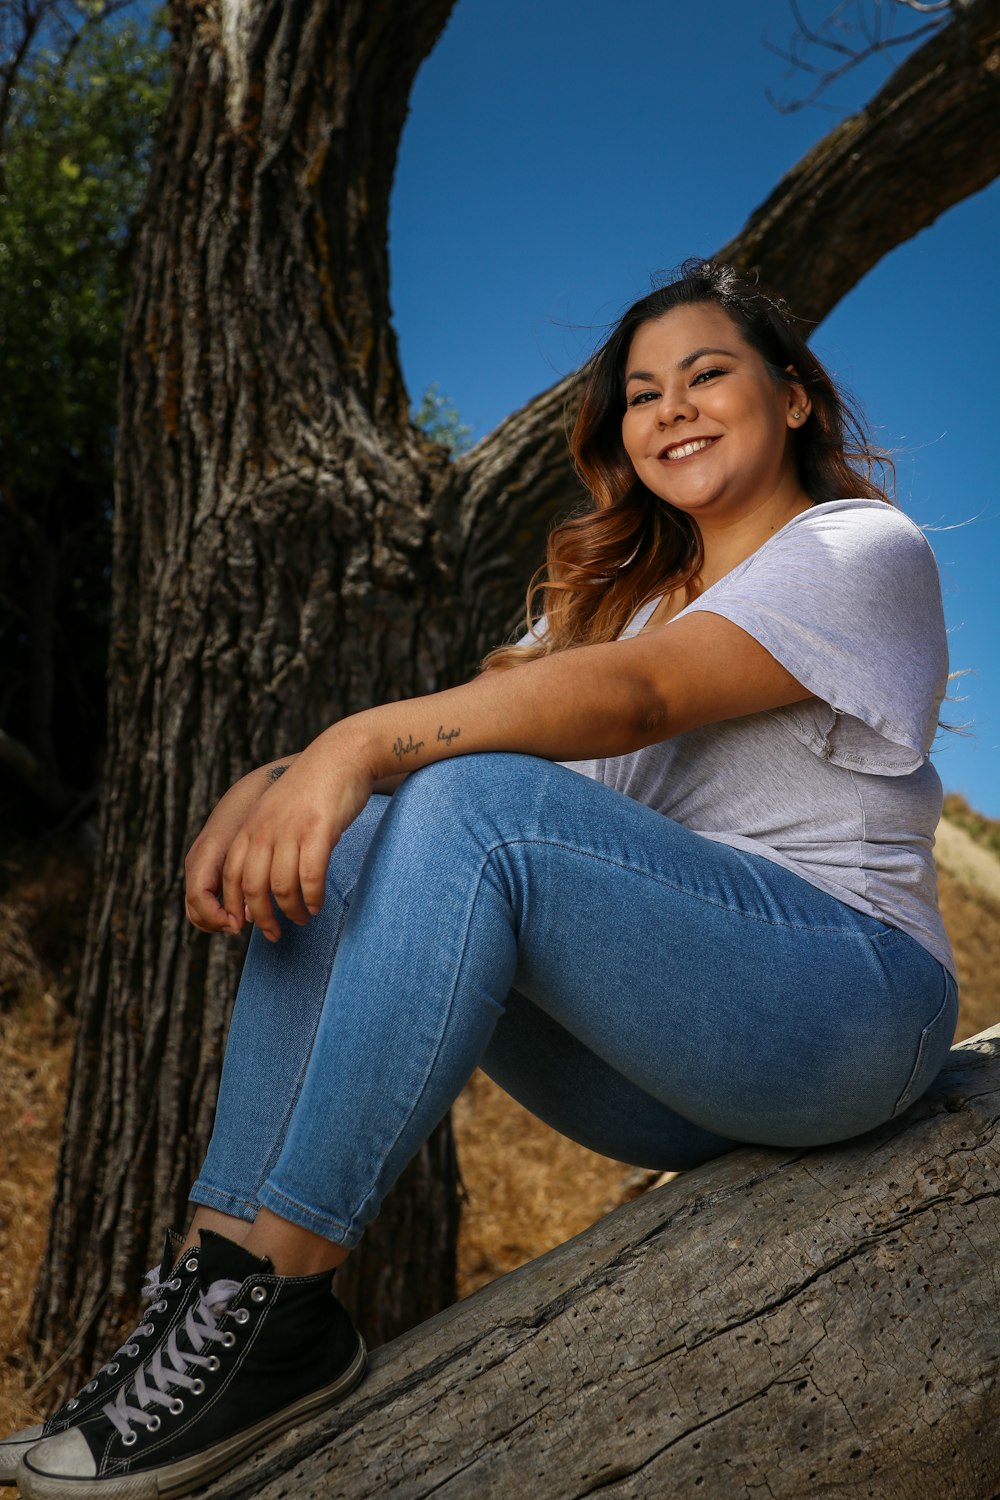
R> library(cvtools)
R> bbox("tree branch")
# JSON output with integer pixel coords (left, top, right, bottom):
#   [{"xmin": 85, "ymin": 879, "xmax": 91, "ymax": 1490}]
[
  {"xmin": 198, "ymin": 1026, "xmax": 1000, "ymax": 1500},
  {"xmin": 451, "ymin": 0, "xmax": 1000, "ymax": 662}
]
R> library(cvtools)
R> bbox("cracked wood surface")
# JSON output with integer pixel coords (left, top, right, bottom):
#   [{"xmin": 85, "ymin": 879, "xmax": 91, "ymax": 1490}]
[{"xmin": 198, "ymin": 1025, "xmax": 1000, "ymax": 1500}]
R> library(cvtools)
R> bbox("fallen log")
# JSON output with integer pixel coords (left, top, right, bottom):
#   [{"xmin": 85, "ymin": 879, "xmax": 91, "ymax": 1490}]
[{"xmin": 203, "ymin": 1026, "xmax": 1000, "ymax": 1500}]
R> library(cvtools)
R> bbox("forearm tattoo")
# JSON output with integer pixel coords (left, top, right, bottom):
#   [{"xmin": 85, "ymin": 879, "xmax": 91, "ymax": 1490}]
[
  {"xmin": 268, "ymin": 764, "xmax": 290, "ymax": 782},
  {"xmin": 391, "ymin": 733, "xmax": 425, "ymax": 761},
  {"xmin": 390, "ymin": 726, "xmax": 462, "ymax": 762}
]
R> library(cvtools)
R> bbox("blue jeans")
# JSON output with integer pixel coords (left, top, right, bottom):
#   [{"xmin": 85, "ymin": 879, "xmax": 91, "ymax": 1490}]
[{"xmin": 190, "ymin": 754, "xmax": 957, "ymax": 1249}]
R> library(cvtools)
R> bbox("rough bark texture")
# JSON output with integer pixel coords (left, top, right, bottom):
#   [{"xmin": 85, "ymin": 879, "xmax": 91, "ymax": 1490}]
[
  {"xmin": 31, "ymin": 0, "xmax": 1000, "ymax": 1390},
  {"xmin": 30, "ymin": 0, "xmax": 464, "ymax": 1374},
  {"xmin": 198, "ymin": 1026, "xmax": 1000, "ymax": 1500}
]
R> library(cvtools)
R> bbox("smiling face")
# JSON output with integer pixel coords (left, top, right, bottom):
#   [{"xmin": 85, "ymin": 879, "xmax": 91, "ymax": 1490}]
[{"xmin": 620, "ymin": 302, "xmax": 811, "ymax": 529}]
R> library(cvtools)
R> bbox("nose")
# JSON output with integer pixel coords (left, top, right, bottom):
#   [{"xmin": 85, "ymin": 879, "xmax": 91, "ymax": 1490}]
[{"xmin": 656, "ymin": 389, "xmax": 697, "ymax": 426}]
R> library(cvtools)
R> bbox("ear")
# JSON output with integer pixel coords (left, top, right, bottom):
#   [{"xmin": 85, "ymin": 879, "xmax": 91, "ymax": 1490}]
[{"xmin": 784, "ymin": 366, "xmax": 811, "ymax": 429}]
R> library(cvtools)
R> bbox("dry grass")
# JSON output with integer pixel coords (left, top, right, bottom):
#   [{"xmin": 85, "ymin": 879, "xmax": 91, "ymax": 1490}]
[
  {"xmin": 452, "ymin": 1070, "xmax": 641, "ymax": 1301},
  {"xmin": 0, "ymin": 815, "xmax": 998, "ymax": 1441},
  {"xmin": 938, "ymin": 865, "xmax": 1000, "ymax": 1041},
  {"xmin": 0, "ymin": 929, "xmax": 75, "ymax": 1433}
]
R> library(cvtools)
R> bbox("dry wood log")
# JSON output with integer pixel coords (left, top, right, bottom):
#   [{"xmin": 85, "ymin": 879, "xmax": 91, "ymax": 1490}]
[{"xmin": 199, "ymin": 1023, "xmax": 1000, "ymax": 1500}]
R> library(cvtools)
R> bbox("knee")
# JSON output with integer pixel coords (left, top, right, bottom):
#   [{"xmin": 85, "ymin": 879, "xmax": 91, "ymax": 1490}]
[{"xmin": 392, "ymin": 753, "xmax": 558, "ymax": 837}]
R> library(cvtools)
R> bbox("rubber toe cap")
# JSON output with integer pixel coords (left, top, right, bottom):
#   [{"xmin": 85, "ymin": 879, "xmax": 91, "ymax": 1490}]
[
  {"xmin": 22, "ymin": 1427, "xmax": 97, "ymax": 1480},
  {"xmin": 0, "ymin": 1424, "xmax": 45, "ymax": 1484}
]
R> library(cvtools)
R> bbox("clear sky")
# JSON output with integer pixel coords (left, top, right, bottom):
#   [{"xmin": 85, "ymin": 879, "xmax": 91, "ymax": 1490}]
[{"xmin": 389, "ymin": 0, "xmax": 1000, "ymax": 816}]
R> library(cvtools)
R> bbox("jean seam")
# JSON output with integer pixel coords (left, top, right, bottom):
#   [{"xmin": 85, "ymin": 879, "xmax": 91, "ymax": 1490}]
[
  {"xmin": 891, "ymin": 973, "xmax": 956, "ymax": 1117},
  {"xmin": 487, "ymin": 835, "xmax": 893, "ymax": 941},
  {"xmin": 345, "ymin": 859, "xmax": 499, "ymax": 1236},
  {"xmin": 254, "ymin": 903, "xmax": 351, "ymax": 1191},
  {"xmin": 257, "ymin": 1183, "xmax": 356, "ymax": 1247}
]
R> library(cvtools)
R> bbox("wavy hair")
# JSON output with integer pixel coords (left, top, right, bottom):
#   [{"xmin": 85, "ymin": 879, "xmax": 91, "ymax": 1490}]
[{"xmin": 485, "ymin": 260, "xmax": 891, "ymax": 669}]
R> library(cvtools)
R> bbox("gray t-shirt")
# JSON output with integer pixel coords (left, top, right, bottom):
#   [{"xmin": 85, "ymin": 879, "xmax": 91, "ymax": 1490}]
[{"xmin": 558, "ymin": 499, "xmax": 955, "ymax": 975}]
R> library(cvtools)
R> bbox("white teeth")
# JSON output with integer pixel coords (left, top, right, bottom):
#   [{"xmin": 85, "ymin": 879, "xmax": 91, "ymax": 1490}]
[{"xmin": 664, "ymin": 438, "xmax": 714, "ymax": 460}]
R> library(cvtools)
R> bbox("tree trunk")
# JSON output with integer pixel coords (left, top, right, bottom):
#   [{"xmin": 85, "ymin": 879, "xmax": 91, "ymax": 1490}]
[
  {"xmin": 31, "ymin": 0, "xmax": 1000, "ymax": 1386},
  {"xmin": 194, "ymin": 1026, "xmax": 1000, "ymax": 1500},
  {"xmin": 30, "ymin": 0, "xmax": 462, "ymax": 1375}
]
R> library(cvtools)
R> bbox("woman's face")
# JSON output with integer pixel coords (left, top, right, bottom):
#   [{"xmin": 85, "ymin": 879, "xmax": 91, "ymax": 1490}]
[{"xmin": 620, "ymin": 302, "xmax": 809, "ymax": 526}]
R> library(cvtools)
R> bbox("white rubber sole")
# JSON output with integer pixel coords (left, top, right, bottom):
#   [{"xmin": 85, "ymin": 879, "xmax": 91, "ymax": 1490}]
[{"xmin": 18, "ymin": 1339, "xmax": 367, "ymax": 1500}]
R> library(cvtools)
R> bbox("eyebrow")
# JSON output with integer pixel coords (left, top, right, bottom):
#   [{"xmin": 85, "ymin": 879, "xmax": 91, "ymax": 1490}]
[{"xmin": 624, "ymin": 347, "xmax": 741, "ymax": 385}]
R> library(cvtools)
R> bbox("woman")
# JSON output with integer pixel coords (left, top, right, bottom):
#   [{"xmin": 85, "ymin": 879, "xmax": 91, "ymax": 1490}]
[{"xmin": 6, "ymin": 261, "xmax": 957, "ymax": 1497}]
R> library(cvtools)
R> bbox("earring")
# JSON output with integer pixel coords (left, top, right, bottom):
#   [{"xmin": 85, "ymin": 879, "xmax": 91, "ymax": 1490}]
[{"xmin": 791, "ymin": 409, "xmax": 803, "ymax": 421}]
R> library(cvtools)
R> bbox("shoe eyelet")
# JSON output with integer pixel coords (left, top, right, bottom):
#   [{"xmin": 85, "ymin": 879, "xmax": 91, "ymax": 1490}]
[
  {"xmin": 169, "ymin": 1398, "xmax": 184, "ymax": 1415},
  {"xmin": 67, "ymin": 1399, "xmax": 79, "ymax": 1411},
  {"xmin": 168, "ymin": 1277, "xmax": 182, "ymax": 1290},
  {"xmin": 191, "ymin": 1379, "xmax": 205, "ymax": 1395},
  {"xmin": 124, "ymin": 1344, "xmax": 139, "ymax": 1357},
  {"xmin": 221, "ymin": 1332, "xmax": 236, "ymax": 1348},
  {"xmin": 184, "ymin": 1257, "xmax": 198, "ymax": 1272},
  {"xmin": 147, "ymin": 1415, "xmax": 161, "ymax": 1433},
  {"xmin": 153, "ymin": 1300, "xmax": 167, "ymax": 1314},
  {"xmin": 139, "ymin": 1323, "xmax": 154, "ymax": 1337},
  {"xmin": 121, "ymin": 1432, "xmax": 137, "ymax": 1448},
  {"xmin": 233, "ymin": 1308, "xmax": 250, "ymax": 1325},
  {"xmin": 250, "ymin": 1286, "xmax": 267, "ymax": 1304},
  {"xmin": 84, "ymin": 1381, "xmax": 98, "ymax": 1393},
  {"xmin": 107, "ymin": 1363, "xmax": 119, "ymax": 1375},
  {"xmin": 206, "ymin": 1355, "xmax": 221, "ymax": 1371}
]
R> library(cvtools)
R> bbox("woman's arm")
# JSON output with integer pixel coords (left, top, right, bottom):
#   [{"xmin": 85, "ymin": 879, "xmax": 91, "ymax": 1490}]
[{"xmin": 219, "ymin": 611, "xmax": 810, "ymax": 941}]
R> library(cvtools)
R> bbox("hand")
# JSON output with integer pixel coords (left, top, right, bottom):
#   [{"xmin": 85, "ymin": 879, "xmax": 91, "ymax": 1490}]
[
  {"xmin": 220, "ymin": 731, "xmax": 374, "ymax": 941},
  {"xmin": 185, "ymin": 761, "xmax": 294, "ymax": 934}
]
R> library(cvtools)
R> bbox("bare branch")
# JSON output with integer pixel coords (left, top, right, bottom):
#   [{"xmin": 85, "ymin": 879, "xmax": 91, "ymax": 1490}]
[
  {"xmin": 764, "ymin": 0, "xmax": 952, "ymax": 112},
  {"xmin": 0, "ymin": 0, "xmax": 141, "ymax": 156},
  {"xmin": 453, "ymin": 0, "xmax": 1000, "ymax": 660}
]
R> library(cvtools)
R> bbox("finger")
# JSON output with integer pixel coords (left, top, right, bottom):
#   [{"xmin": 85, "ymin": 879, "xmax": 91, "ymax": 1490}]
[
  {"xmin": 268, "ymin": 841, "xmax": 311, "ymax": 927},
  {"xmin": 185, "ymin": 849, "xmax": 239, "ymax": 933},
  {"xmin": 221, "ymin": 833, "xmax": 251, "ymax": 934},
  {"xmin": 185, "ymin": 894, "xmax": 237, "ymax": 935},
  {"xmin": 298, "ymin": 828, "xmax": 334, "ymax": 917},
  {"xmin": 239, "ymin": 837, "xmax": 282, "ymax": 941}
]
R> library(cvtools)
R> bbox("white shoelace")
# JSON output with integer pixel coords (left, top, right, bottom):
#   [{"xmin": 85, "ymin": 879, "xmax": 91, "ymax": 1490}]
[
  {"xmin": 102, "ymin": 1280, "xmax": 242, "ymax": 1442},
  {"xmin": 68, "ymin": 1262, "xmax": 171, "ymax": 1404}
]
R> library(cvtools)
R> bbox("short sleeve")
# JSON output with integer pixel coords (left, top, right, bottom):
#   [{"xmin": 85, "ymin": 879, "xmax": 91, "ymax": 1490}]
[{"xmin": 682, "ymin": 500, "xmax": 948, "ymax": 775}]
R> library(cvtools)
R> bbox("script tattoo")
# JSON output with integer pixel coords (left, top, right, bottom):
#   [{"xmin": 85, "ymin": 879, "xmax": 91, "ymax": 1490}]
[
  {"xmin": 436, "ymin": 725, "xmax": 461, "ymax": 747},
  {"xmin": 391, "ymin": 733, "xmax": 425, "ymax": 762},
  {"xmin": 268, "ymin": 764, "xmax": 289, "ymax": 782}
]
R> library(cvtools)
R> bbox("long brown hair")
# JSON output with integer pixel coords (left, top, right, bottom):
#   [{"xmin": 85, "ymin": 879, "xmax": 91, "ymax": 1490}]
[{"xmin": 485, "ymin": 260, "xmax": 891, "ymax": 669}]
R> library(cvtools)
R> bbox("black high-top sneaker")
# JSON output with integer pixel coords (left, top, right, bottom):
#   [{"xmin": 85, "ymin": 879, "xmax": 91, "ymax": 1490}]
[
  {"xmin": 0, "ymin": 1232, "xmax": 201, "ymax": 1486},
  {"xmin": 17, "ymin": 1229, "xmax": 367, "ymax": 1500}
]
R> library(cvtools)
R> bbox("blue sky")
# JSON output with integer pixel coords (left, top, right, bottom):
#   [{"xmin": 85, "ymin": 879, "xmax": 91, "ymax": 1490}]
[{"xmin": 389, "ymin": 0, "xmax": 1000, "ymax": 816}]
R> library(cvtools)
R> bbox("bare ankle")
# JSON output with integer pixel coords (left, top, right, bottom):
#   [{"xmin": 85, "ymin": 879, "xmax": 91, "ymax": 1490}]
[
  {"xmin": 182, "ymin": 1206, "xmax": 253, "ymax": 1258},
  {"xmin": 242, "ymin": 1207, "xmax": 350, "ymax": 1276}
]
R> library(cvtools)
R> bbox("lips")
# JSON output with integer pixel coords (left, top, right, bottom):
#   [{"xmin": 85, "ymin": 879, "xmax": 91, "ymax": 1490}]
[{"xmin": 658, "ymin": 436, "xmax": 718, "ymax": 461}]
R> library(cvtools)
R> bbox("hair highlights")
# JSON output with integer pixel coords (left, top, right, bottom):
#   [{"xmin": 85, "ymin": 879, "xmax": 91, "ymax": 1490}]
[{"xmin": 485, "ymin": 259, "xmax": 891, "ymax": 670}]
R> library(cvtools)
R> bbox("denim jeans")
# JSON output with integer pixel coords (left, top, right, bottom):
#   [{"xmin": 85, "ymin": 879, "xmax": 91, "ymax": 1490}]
[{"xmin": 190, "ymin": 754, "xmax": 958, "ymax": 1249}]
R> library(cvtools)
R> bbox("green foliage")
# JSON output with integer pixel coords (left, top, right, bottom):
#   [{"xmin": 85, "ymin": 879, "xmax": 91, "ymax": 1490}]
[
  {"xmin": 413, "ymin": 383, "xmax": 473, "ymax": 456},
  {"xmin": 0, "ymin": 10, "xmax": 169, "ymax": 818},
  {"xmin": 0, "ymin": 13, "xmax": 169, "ymax": 490}
]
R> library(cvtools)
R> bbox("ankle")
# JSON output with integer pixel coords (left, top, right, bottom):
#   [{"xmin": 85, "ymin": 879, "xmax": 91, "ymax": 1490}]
[
  {"xmin": 241, "ymin": 1207, "xmax": 350, "ymax": 1276},
  {"xmin": 182, "ymin": 1206, "xmax": 252, "ymax": 1262}
]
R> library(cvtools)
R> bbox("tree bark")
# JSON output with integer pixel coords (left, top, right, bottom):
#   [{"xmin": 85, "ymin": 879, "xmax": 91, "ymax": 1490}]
[
  {"xmin": 30, "ymin": 0, "xmax": 463, "ymax": 1375},
  {"xmin": 31, "ymin": 0, "xmax": 1000, "ymax": 1387},
  {"xmin": 194, "ymin": 1026, "xmax": 1000, "ymax": 1500}
]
